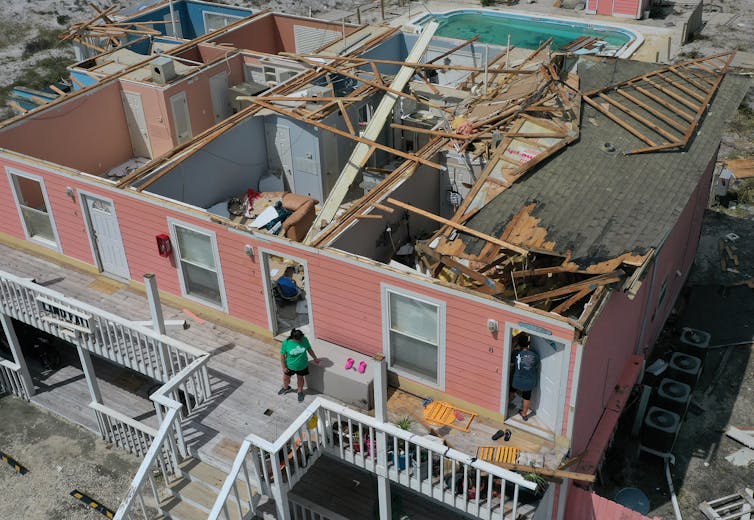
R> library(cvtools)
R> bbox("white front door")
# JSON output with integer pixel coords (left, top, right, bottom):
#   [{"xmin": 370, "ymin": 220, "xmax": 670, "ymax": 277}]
[
  {"xmin": 530, "ymin": 336, "xmax": 565, "ymax": 432},
  {"xmin": 83, "ymin": 195, "xmax": 130, "ymax": 279},
  {"xmin": 209, "ymin": 72, "xmax": 231, "ymax": 123},
  {"xmin": 170, "ymin": 91, "xmax": 193, "ymax": 144},
  {"xmin": 265, "ymin": 123, "xmax": 294, "ymax": 191},
  {"xmin": 122, "ymin": 91, "xmax": 152, "ymax": 158}
]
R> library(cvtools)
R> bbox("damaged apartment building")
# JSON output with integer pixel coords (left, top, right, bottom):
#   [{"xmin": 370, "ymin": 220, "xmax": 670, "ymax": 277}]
[{"xmin": 0, "ymin": 2, "xmax": 750, "ymax": 519}]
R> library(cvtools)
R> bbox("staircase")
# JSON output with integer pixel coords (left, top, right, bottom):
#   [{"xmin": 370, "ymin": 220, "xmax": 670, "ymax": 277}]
[{"xmin": 159, "ymin": 457, "xmax": 265, "ymax": 520}]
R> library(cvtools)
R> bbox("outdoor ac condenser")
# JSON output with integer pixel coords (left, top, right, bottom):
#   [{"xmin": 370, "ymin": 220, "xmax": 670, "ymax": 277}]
[
  {"xmin": 667, "ymin": 353, "xmax": 702, "ymax": 388},
  {"xmin": 151, "ymin": 56, "xmax": 177, "ymax": 84},
  {"xmin": 640, "ymin": 406, "xmax": 681, "ymax": 456},
  {"xmin": 654, "ymin": 378, "xmax": 692, "ymax": 415}
]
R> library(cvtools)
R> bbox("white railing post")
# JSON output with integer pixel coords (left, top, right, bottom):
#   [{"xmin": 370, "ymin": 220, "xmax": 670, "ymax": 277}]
[
  {"xmin": 77, "ymin": 345, "xmax": 103, "ymax": 404},
  {"xmin": 144, "ymin": 274, "xmax": 170, "ymax": 380},
  {"xmin": 270, "ymin": 450, "xmax": 291, "ymax": 520},
  {"xmin": 0, "ymin": 312, "xmax": 34, "ymax": 398},
  {"xmin": 373, "ymin": 355, "xmax": 392, "ymax": 520}
]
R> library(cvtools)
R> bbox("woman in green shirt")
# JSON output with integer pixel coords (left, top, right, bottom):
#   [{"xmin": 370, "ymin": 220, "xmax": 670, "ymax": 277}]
[{"xmin": 279, "ymin": 329, "xmax": 319, "ymax": 402}]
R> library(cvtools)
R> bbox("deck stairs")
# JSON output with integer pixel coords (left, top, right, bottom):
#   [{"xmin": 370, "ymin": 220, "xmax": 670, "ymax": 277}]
[{"xmin": 158, "ymin": 457, "xmax": 270, "ymax": 520}]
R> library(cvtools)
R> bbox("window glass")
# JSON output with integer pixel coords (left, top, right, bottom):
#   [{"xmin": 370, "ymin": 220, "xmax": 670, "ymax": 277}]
[
  {"xmin": 175, "ymin": 226, "xmax": 215, "ymax": 269},
  {"xmin": 10, "ymin": 174, "xmax": 56, "ymax": 245},
  {"xmin": 173, "ymin": 224, "xmax": 222, "ymax": 307},
  {"xmin": 389, "ymin": 292, "xmax": 438, "ymax": 343},
  {"xmin": 389, "ymin": 331, "xmax": 438, "ymax": 380},
  {"xmin": 386, "ymin": 290, "xmax": 441, "ymax": 384}
]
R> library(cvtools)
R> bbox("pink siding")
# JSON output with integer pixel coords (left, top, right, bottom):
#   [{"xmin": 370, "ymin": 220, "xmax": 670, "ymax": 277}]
[
  {"xmin": 263, "ymin": 240, "xmax": 574, "ymax": 412},
  {"xmin": 566, "ymin": 485, "xmax": 660, "ymax": 520},
  {"xmin": 613, "ymin": 0, "xmax": 640, "ymax": 16},
  {"xmin": 571, "ymin": 153, "xmax": 716, "ymax": 455},
  {"xmin": 0, "ymin": 82, "xmax": 133, "ymax": 174},
  {"xmin": 121, "ymin": 55, "xmax": 245, "ymax": 158},
  {"xmin": 0, "ymin": 152, "xmax": 577, "ymax": 416}
]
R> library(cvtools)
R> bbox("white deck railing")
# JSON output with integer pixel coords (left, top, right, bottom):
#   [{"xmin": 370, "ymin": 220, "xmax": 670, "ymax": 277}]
[
  {"xmin": 0, "ymin": 270, "xmax": 208, "ymax": 385},
  {"xmin": 209, "ymin": 397, "xmax": 537, "ymax": 520},
  {"xmin": 91, "ymin": 402, "xmax": 157, "ymax": 458},
  {"xmin": 288, "ymin": 492, "xmax": 351, "ymax": 520},
  {"xmin": 0, "ymin": 358, "xmax": 30, "ymax": 400},
  {"xmin": 114, "ymin": 356, "xmax": 212, "ymax": 520}
]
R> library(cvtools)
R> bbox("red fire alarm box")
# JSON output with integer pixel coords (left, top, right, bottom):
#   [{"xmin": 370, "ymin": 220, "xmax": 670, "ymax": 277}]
[{"xmin": 156, "ymin": 233, "xmax": 172, "ymax": 257}]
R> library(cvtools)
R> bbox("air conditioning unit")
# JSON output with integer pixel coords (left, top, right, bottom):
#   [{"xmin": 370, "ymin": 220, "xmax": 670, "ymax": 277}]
[
  {"xmin": 228, "ymin": 82, "xmax": 267, "ymax": 113},
  {"xmin": 654, "ymin": 378, "xmax": 691, "ymax": 415},
  {"xmin": 667, "ymin": 353, "xmax": 702, "ymax": 388},
  {"xmin": 680, "ymin": 327, "xmax": 711, "ymax": 350},
  {"xmin": 151, "ymin": 56, "xmax": 177, "ymax": 84},
  {"xmin": 640, "ymin": 406, "xmax": 681, "ymax": 456}
]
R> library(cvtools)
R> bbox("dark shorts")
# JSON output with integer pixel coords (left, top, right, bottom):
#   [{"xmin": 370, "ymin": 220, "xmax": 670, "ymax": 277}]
[
  {"xmin": 519, "ymin": 389, "xmax": 532, "ymax": 400},
  {"xmin": 284, "ymin": 367, "xmax": 309, "ymax": 376}
]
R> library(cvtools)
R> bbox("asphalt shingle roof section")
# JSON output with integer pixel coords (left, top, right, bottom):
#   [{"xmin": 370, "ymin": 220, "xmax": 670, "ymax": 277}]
[{"xmin": 462, "ymin": 58, "xmax": 751, "ymax": 267}]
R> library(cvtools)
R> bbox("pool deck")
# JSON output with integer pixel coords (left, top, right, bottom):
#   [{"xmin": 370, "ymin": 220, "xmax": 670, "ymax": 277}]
[{"xmin": 390, "ymin": 0, "xmax": 688, "ymax": 62}]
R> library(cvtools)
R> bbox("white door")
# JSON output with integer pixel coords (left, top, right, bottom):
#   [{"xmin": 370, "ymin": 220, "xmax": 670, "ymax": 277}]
[
  {"xmin": 121, "ymin": 91, "xmax": 152, "ymax": 159},
  {"xmin": 170, "ymin": 91, "xmax": 193, "ymax": 144},
  {"xmin": 265, "ymin": 123, "xmax": 294, "ymax": 191},
  {"xmin": 163, "ymin": 12, "xmax": 183, "ymax": 38},
  {"xmin": 530, "ymin": 336, "xmax": 565, "ymax": 432},
  {"xmin": 83, "ymin": 195, "xmax": 130, "ymax": 279},
  {"xmin": 209, "ymin": 72, "xmax": 232, "ymax": 123}
]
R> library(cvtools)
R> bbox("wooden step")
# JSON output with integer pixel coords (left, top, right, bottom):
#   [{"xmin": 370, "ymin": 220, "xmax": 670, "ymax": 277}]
[{"xmin": 178, "ymin": 457, "xmax": 254, "ymax": 504}]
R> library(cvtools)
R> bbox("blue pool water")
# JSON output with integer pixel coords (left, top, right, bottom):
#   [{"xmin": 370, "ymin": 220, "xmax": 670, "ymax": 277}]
[{"xmin": 419, "ymin": 10, "xmax": 633, "ymax": 52}]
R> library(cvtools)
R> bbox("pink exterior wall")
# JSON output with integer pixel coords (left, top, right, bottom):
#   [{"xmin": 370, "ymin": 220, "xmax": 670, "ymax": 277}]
[
  {"xmin": 271, "ymin": 15, "xmax": 360, "ymax": 52},
  {"xmin": 571, "ymin": 153, "xmax": 716, "ymax": 455},
  {"xmin": 210, "ymin": 16, "xmax": 281, "ymax": 54},
  {"xmin": 0, "ymin": 82, "xmax": 133, "ymax": 175},
  {"xmin": 613, "ymin": 0, "xmax": 640, "ymax": 17},
  {"xmin": 120, "ymin": 55, "xmax": 244, "ymax": 158},
  {"xmin": 586, "ymin": 0, "xmax": 642, "ymax": 18},
  {"xmin": 566, "ymin": 485, "xmax": 660, "ymax": 520},
  {"xmin": 0, "ymin": 152, "xmax": 575, "ymax": 417}
]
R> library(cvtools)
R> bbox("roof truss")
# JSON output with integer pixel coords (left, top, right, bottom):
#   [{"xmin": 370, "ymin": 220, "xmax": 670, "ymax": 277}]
[{"xmin": 582, "ymin": 52, "xmax": 735, "ymax": 154}]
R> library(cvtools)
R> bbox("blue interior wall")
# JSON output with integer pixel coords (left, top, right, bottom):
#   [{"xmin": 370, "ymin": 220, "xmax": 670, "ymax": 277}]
[
  {"xmin": 143, "ymin": 116, "xmax": 268, "ymax": 207},
  {"xmin": 185, "ymin": 1, "xmax": 252, "ymax": 36},
  {"xmin": 358, "ymin": 32, "xmax": 409, "ymax": 76},
  {"xmin": 124, "ymin": 1, "xmax": 252, "ymax": 39},
  {"xmin": 127, "ymin": 3, "xmax": 193, "ymax": 38}
]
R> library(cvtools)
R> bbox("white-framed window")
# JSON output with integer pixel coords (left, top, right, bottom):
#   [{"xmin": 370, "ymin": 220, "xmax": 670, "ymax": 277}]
[
  {"xmin": 382, "ymin": 284, "xmax": 446, "ymax": 388},
  {"xmin": 203, "ymin": 12, "xmax": 242, "ymax": 33},
  {"xmin": 6, "ymin": 169, "xmax": 60, "ymax": 250},
  {"xmin": 169, "ymin": 219, "xmax": 227, "ymax": 311}
]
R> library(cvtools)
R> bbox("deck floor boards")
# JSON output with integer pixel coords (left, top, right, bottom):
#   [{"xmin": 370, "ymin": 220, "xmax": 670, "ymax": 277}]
[{"xmin": 0, "ymin": 242, "xmax": 558, "ymax": 474}]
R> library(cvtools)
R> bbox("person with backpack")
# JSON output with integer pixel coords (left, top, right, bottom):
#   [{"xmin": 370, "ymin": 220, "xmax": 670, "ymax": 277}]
[
  {"xmin": 511, "ymin": 334, "xmax": 540, "ymax": 421},
  {"xmin": 278, "ymin": 329, "xmax": 319, "ymax": 402}
]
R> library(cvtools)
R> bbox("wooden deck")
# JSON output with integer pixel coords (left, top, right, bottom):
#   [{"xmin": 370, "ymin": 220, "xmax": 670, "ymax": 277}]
[{"xmin": 0, "ymin": 241, "xmax": 559, "ymax": 473}]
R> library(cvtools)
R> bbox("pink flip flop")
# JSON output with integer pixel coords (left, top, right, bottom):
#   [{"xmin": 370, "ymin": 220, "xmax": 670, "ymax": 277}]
[
  {"xmin": 358, "ymin": 361, "xmax": 367, "ymax": 373},
  {"xmin": 345, "ymin": 358, "xmax": 354, "ymax": 370}
]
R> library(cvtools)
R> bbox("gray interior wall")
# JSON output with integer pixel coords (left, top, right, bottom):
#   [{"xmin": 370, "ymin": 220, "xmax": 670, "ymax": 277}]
[
  {"xmin": 264, "ymin": 114, "xmax": 323, "ymax": 201},
  {"xmin": 143, "ymin": 116, "xmax": 267, "ymax": 207},
  {"xmin": 330, "ymin": 163, "xmax": 441, "ymax": 262}
]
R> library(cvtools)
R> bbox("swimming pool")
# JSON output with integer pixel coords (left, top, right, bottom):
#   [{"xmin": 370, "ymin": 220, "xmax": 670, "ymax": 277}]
[{"xmin": 412, "ymin": 9, "xmax": 640, "ymax": 57}]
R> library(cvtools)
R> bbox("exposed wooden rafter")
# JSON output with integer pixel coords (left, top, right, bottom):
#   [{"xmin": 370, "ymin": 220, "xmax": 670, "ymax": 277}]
[{"xmin": 582, "ymin": 52, "xmax": 735, "ymax": 154}]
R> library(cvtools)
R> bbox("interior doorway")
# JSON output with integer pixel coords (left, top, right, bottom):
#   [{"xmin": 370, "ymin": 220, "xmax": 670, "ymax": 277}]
[
  {"xmin": 261, "ymin": 252, "xmax": 311, "ymax": 336},
  {"xmin": 504, "ymin": 329, "xmax": 567, "ymax": 437}
]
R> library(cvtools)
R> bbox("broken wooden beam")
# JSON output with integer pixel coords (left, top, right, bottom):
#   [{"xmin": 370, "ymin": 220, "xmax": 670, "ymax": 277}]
[
  {"xmin": 386, "ymin": 198, "xmax": 529, "ymax": 255},
  {"xmin": 518, "ymin": 270, "xmax": 624, "ymax": 304}
]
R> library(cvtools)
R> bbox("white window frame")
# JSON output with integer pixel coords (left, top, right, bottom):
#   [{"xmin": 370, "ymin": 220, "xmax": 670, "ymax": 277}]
[
  {"xmin": 168, "ymin": 218, "xmax": 228, "ymax": 312},
  {"xmin": 6, "ymin": 168, "xmax": 61, "ymax": 251},
  {"xmin": 381, "ymin": 283, "xmax": 446, "ymax": 389},
  {"xmin": 202, "ymin": 11, "xmax": 242, "ymax": 33}
]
